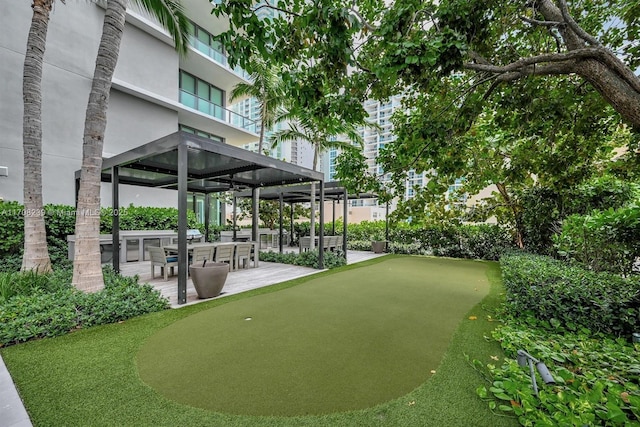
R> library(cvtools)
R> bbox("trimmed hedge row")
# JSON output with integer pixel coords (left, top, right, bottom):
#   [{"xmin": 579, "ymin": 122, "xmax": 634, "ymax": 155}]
[
  {"xmin": 500, "ymin": 253, "xmax": 640, "ymax": 337},
  {"xmin": 345, "ymin": 221, "xmax": 516, "ymax": 260},
  {"xmin": 0, "ymin": 267, "xmax": 169, "ymax": 346},
  {"xmin": 258, "ymin": 249, "xmax": 347, "ymax": 269},
  {"xmin": 0, "ymin": 201, "xmax": 200, "ymax": 272}
]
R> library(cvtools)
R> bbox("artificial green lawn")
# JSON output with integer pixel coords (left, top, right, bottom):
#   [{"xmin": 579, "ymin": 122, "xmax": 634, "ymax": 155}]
[{"xmin": 2, "ymin": 256, "xmax": 517, "ymax": 426}]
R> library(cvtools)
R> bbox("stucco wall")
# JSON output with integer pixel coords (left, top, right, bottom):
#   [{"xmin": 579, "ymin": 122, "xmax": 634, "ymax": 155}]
[{"xmin": 0, "ymin": 2, "xmax": 179, "ymax": 206}]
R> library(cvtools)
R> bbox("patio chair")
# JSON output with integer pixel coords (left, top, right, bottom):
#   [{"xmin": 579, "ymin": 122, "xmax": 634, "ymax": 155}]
[
  {"xmin": 299, "ymin": 236, "xmax": 311, "ymax": 253},
  {"xmin": 325, "ymin": 235, "xmax": 337, "ymax": 251},
  {"xmin": 235, "ymin": 243, "xmax": 253, "ymax": 269},
  {"xmin": 148, "ymin": 246, "xmax": 178, "ymax": 281},
  {"xmin": 190, "ymin": 246, "xmax": 213, "ymax": 266},
  {"xmin": 214, "ymin": 244, "xmax": 234, "ymax": 271}
]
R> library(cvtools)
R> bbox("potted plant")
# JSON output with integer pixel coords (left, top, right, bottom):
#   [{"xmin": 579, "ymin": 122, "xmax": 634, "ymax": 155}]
[
  {"xmin": 370, "ymin": 229, "xmax": 388, "ymax": 253},
  {"xmin": 189, "ymin": 260, "xmax": 229, "ymax": 299}
]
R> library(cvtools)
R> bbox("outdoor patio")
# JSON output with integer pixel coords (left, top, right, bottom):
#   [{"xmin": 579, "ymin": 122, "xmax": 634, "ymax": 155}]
[{"xmin": 119, "ymin": 249, "xmax": 386, "ymax": 307}]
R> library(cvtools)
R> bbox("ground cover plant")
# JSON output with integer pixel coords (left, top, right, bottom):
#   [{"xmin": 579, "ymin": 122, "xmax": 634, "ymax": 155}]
[
  {"xmin": 258, "ymin": 249, "xmax": 347, "ymax": 269},
  {"xmin": 473, "ymin": 252, "xmax": 640, "ymax": 425},
  {"xmin": 0, "ymin": 267, "xmax": 169, "ymax": 346},
  {"xmin": 1, "ymin": 256, "xmax": 516, "ymax": 426},
  {"xmin": 477, "ymin": 319, "xmax": 640, "ymax": 426}
]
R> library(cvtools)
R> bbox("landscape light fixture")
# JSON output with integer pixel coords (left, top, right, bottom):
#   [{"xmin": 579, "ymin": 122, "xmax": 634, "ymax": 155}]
[{"xmin": 516, "ymin": 349, "xmax": 556, "ymax": 397}]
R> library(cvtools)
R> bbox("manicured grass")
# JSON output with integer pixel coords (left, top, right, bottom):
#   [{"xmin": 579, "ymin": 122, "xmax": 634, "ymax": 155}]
[{"xmin": 1, "ymin": 256, "xmax": 517, "ymax": 426}]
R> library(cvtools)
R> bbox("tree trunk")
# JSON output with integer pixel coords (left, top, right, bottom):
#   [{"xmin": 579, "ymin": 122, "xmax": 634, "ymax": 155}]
[
  {"xmin": 22, "ymin": 0, "xmax": 54, "ymax": 273},
  {"xmin": 73, "ymin": 0, "xmax": 128, "ymax": 292},
  {"xmin": 495, "ymin": 182, "xmax": 524, "ymax": 249},
  {"xmin": 537, "ymin": 0, "xmax": 640, "ymax": 129}
]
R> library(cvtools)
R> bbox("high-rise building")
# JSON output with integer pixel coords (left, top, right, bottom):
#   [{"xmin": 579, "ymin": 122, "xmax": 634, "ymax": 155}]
[
  {"xmin": 0, "ymin": 1, "xmax": 259, "ymax": 225},
  {"xmin": 324, "ymin": 95, "xmax": 430, "ymax": 220}
]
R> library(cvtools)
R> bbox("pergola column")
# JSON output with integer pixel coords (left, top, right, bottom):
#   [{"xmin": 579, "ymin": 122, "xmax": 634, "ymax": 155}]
[
  {"xmin": 343, "ymin": 188, "xmax": 348, "ymax": 257},
  {"xmin": 251, "ymin": 187, "xmax": 259, "ymax": 242},
  {"xmin": 111, "ymin": 166, "xmax": 120, "ymax": 273},
  {"xmin": 177, "ymin": 143, "xmax": 188, "ymax": 305},
  {"xmin": 279, "ymin": 191, "xmax": 284, "ymax": 254},
  {"xmin": 318, "ymin": 181, "xmax": 324, "ymax": 269}
]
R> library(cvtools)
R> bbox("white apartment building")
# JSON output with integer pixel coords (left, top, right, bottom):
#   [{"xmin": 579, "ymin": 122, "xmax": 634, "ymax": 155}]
[
  {"xmin": 0, "ymin": 0, "xmax": 259, "ymax": 225},
  {"xmin": 324, "ymin": 96, "xmax": 431, "ymax": 221}
]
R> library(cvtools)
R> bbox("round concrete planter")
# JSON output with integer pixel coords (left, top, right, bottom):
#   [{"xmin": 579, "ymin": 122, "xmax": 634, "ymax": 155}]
[
  {"xmin": 371, "ymin": 241, "xmax": 387, "ymax": 254},
  {"xmin": 189, "ymin": 262, "xmax": 229, "ymax": 299}
]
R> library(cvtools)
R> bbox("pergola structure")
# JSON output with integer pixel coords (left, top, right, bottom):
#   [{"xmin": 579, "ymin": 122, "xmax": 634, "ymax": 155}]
[
  {"xmin": 234, "ymin": 182, "xmax": 378, "ymax": 256},
  {"xmin": 78, "ymin": 131, "xmax": 324, "ymax": 304}
]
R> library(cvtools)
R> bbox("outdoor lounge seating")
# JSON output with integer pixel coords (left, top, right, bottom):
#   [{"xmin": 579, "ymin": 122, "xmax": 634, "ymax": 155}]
[{"xmin": 148, "ymin": 246, "xmax": 178, "ymax": 281}]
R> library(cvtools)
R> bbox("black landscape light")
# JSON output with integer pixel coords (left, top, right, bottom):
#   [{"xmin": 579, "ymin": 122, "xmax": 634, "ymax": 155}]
[{"xmin": 516, "ymin": 349, "xmax": 556, "ymax": 397}]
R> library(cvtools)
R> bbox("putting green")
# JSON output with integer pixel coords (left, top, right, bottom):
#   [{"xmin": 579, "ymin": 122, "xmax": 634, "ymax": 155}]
[{"xmin": 136, "ymin": 256, "xmax": 490, "ymax": 416}]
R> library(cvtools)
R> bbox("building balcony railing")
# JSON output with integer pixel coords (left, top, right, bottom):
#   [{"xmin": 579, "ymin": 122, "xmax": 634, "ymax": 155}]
[
  {"xmin": 188, "ymin": 37, "xmax": 252, "ymax": 81},
  {"xmin": 179, "ymin": 90, "xmax": 257, "ymax": 133}
]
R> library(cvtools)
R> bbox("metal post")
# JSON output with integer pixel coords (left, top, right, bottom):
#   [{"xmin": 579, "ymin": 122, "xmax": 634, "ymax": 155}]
[
  {"xmin": 318, "ymin": 181, "xmax": 324, "ymax": 269},
  {"xmin": 252, "ymin": 187, "xmax": 259, "ymax": 242},
  {"xmin": 386, "ymin": 200, "xmax": 390, "ymax": 252},
  {"xmin": 204, "ymin": 193, "xmax": 210, "ymax": 242},
  {"xmin": 343, "ymin": 188, "xmax": 348, "ymax": 258},
  {"xmin": 289, "ymin": 202, "xmax": 295, "ymax": 246},
  {"xmin": 332, "ymin": 200, "xmax": 336, "ymax": 235},
  {"xmin": 177, "ymin": 143, "xmax": 188, "ymax": 305},
  {"xmin": 112, "ymin": 166, "xmax": 120, "ymax": 273},
  {"xmin": 279, "ymin": 192, "xmax": 284, "ymax": 254},
  {"xmin": 232, "ymin": 193, "xmax": 237, "ymax": 241}
]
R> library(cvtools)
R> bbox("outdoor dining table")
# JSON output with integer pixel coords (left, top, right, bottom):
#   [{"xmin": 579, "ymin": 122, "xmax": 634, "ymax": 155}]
[{"xmin": 163, "ymin": 241, "xmax": 259, "ymax": 269}]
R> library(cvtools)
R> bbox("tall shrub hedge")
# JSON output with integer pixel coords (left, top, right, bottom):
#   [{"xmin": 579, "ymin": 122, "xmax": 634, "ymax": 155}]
[
  {"xmin": 500, "ymin": 253, "xmax": 640, "ymax": 337},
  {"xmin": 344, "ymin": 221, "xmax": 516, "ymax": 260},
  {"xmin": 554, "ymin": 205, "xmax": 640, "ymax": 276},
  {"xmin": 0, "ymin": 201, "xmax": 201, "ymax": 271}
]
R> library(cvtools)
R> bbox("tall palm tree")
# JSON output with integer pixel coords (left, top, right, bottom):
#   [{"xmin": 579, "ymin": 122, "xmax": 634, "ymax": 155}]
[
  {"xmin": 230, "ymin": 58, "xmax": 283, "ymax": 155},
  {"xmin": 230, "ymin": 58, "xmax": 284, "ymax": 238},
  {"xmin": 72, "ymin": 0, "xmax": 189, "ymax": 292},
  {"xmin": 21, "ymin": 0, "xmax": 58, "ymax": 273},
  {"xmin": 269, "ymin": 111, "xmax": 363, "ymax": 248}
]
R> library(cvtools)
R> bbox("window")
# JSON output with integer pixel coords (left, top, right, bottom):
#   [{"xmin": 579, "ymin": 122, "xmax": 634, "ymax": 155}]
[
  {"xmin": 179, "ymin": 124, "xmax": 224, "ymax": 143},
  {"xmin": 179, "ymin": 71, "xmax": 224, "ymax": 120}
]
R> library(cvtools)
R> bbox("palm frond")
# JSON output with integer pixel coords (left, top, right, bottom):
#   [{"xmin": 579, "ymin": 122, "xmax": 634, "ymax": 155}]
[{"xmin": 133, "ymin": 0, "xmax": 190, "ymax": 56}]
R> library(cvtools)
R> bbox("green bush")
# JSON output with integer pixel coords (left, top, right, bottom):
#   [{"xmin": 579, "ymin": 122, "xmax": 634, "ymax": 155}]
[
  {"xmin": 100, "ymin": 204, "xmax": 200, "ymax": 233},
  {"xmin": 477, "ymin": 319, "xmax": 640, "ymax": 426},
  {"xmin": 258, "ymin": 250, "xmax": 346, "ymax": 269},
  {"xmin": 554, "ymin": 205, "xmax": 640, "ymax": 276},
  {"xmin": 517, "ymin": 176, "xmax": 639, "ymax": 255},
  {"xmin": 0, "ymin": 201, "xmax": 25, "ymax": 256},
  {"xmin": 500, "ymin": 253, "xmax": 640, "ymax": 336},
  {"xmin": 345, "ymin": 221, "xmax": 516, "ymax": 260},
  {"xmin": 0, "ymin": 267, "xmax": 169, "ymax": 346}
]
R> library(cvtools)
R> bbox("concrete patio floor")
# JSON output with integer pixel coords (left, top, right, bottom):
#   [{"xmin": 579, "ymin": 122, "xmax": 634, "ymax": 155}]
[{"xmin": 119, "ymin": 249, "xmax": 386, "ymax": 308}]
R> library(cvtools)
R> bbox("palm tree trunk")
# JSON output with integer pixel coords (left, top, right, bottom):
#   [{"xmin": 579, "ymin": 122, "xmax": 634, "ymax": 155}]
[
  {"xmin": 22, "ymin": 0, "xmax": 54, "ymax": 273},
  {"xmin": 73, "ymin": 0, "xmax": 128, "ymax": 291}
]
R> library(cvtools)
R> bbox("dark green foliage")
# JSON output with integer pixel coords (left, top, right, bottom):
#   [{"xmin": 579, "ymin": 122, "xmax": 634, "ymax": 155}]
[
  {"xmin": 500, "ymin": 253, "xmax": 640, "ymax": 337},
  {"xmin": 0, "ymin": 254, "xmax": 23, "ymax": 274},
  {"xmin": 518, "ymin": 176, "xmax": 638, "ymax": 254},
  {"xmin": 258, "ymin": 250, "xmax": 347, "ymax": 269},
  {"xmin": 0, "ymin": 267, "xmax": 169, "ymax": 347},
  {"xmin": 346, "ymin": 221, "xmax": 516, "ymax": 260},
  {"xmin": 100, "ymin": 204, "xmax": 200, "ymax": 233},
  {"xmin": 0, "ymin": 202, "xmax": 202, "ymax": 271},
  {"xmin": 554, "ymin": 205, "xmax": 640, "ymax": 275},
  {"xmin": 0, "ymin": 201, "xmax": 24, "ymax": 256},
  {"xmin": 478, "ymin": 319, "xmax": 640, "ymax": 426}
]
